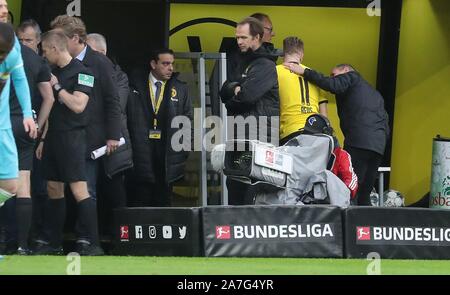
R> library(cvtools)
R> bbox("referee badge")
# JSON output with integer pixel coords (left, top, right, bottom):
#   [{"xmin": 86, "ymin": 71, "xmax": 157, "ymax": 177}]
[
  {"xmin": 78, "ymin": 73, "xmax": 95, "ymax": 88},
  {"xmin": 171, "ymin": 87, "xmax": 178, "ymax": 102}
]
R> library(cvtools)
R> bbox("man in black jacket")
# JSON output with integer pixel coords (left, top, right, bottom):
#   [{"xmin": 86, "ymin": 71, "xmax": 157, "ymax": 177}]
[
  {"xmin": 50, "ymin": 15, "xmax": 122, "ymax": 252},
  {"xmin": 284, "ymin": 63, "xmax": 389, "ymax": 206},
  {"xmin": 127, "ymin": 49, "xmax": 192, "ymax": 207},
  {"xmin": 220, "ymin": 17, "xmax": 279, "ymax": 205},
  {"xmin": 87, "ymin": 33, "xmax": 132, "ymax": 237},
  {"xmin": 226, "ymin": 13, "xmax": 280, "ymax": 80}
]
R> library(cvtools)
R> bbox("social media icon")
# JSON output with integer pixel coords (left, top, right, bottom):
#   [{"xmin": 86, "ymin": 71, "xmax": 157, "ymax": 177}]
[
  {"xmin": 149, "ymin": 226, "xmax": 156, "ymax": 239},
  {"xmin": 162, "ymin": 226, "xmax": 172, "ymax": 239},
  {"xmin": 135, "ymin": 225, "xmax": 143, "ymax": 239},
  {"xmin": 178, "ymin": 226, "xmax": 187, "ymax": 239}
]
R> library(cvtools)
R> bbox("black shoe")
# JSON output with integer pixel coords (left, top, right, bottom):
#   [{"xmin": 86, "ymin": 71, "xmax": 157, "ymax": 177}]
[
  {"xmin": 17, "ymin": 247, "xmax": 33, "ymax": 255},
  {"xmin": 33, "ymin": 242, "xmax": 63, "ymax": 255},
  {"xmin": 75, "ymin": 243, "xmax": 104, "ymax": 256}
]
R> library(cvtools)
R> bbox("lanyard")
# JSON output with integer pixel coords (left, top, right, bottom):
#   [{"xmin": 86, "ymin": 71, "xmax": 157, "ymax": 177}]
[{"xmin": 148, "ymin": 79, "xmax": 166, "ymax": 129}]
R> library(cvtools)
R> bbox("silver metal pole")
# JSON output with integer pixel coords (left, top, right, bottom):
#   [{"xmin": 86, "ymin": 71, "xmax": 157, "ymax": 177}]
[
  {"xmin": 199, "ymin": 55, "xmax": 208, "ymax": 207},
  {"xmin": 378, "ymin": 172, "xmax": 384, "ymax": 207},
  {"xmin": 218, "ymin": 52, "xmax": 228, "ymax": 205}
]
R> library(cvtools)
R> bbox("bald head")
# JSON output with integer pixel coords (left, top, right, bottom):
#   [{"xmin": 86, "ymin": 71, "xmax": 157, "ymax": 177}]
[{"xmin": 87, "ymin": 33, "xmax": 107, "ymax": 55}]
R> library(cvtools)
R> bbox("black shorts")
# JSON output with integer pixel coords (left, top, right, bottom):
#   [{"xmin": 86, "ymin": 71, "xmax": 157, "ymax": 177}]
[
  {"xmin": 43, "ymin": 129, "xmax": 87, "ymax": 183},
  {"xmin": 11, "ymin": 116, "xmax": 35, "ymax": 171}
]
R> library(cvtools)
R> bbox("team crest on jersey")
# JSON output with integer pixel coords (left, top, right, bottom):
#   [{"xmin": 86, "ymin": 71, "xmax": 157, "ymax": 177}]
[
  {"xmin": 171, "ymin": 87, "xmax": 178, "ymax": 101},
  {"xmin": 78, "ymin": 73, "xmax": 95, "ymax": 88}
]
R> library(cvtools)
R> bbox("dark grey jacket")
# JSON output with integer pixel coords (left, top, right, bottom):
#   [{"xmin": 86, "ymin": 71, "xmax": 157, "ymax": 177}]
[
  {"xmin": 303, "ymin": 69, "xmax": 389, "ymax": 155},
  {"xmin": 102, "ymin": 64, "xmax": 133, "ymax": 177},
  {"xmin": 82, "ymin": 46, "xmax": 122, "ymax": 154}
]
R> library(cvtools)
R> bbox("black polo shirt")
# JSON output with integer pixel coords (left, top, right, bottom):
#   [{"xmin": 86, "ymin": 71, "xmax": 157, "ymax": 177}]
[
  {"xmin": 48, "ymin": 58, "xmax": 94, "ymax": 131},
  {"xmin": 10, "ymin": 44, "xmax": 51, "ymax": 116}
]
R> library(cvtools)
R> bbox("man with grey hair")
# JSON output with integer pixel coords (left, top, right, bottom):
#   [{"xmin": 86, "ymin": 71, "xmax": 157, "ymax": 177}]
[
  {"xmin": 86, "ymin": 32, "xmax": 132, "ymax": 236},
  {"xmin": 16, "ymin": 19, "xmax": 41, "ymax": 54},
  {"xmin": 86, "ymin": 33, "xmax": 107, "ymax": 55},
  {"xmin": 285, "ymin": 62, "xmax": 390, "ymax": 206}
]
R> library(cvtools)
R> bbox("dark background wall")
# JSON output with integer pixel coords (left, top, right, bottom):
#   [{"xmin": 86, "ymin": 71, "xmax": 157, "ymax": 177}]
[{"xmin": 21, "ymin": 0, "xmax": 167, "ymax": 73}]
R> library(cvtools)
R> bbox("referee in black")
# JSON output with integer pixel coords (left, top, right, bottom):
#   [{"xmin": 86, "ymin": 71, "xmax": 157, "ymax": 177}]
[{"xmin": 35, "ymin": 30, "xmax": 103, "ymax": 255}]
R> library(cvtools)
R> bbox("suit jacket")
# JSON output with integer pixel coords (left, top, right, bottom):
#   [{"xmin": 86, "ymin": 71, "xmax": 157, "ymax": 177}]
[
  {"xmin": 127, "ymin": 71, "xmax": 192, "ymax": 183},
  {"xmin": 81, "ymin": 45, "xmax": 122, "ymax": 154}
]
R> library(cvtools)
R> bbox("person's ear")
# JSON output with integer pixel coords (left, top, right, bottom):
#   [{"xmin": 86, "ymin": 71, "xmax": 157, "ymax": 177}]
[
  {"xmin": 299, "ymin": 52, "xmax": 304, "ymax": 63},
  {"xmin": 150, "ymin": 60, "xmax": 156, "ymax": 70}
]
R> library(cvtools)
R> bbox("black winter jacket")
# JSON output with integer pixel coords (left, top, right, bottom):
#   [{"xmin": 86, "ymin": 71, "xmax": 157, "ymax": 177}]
[
  {"xmin": 220, "ymin": 44, "xmax": 280, "ymax": 145},
  {"xmin": 102, "ymin": 64, "xmax": 133, "ymax": 177},
  {"xmin": 127, "ymin": 71, "xmax": 192, "ymax": 183},
  {"xmin": 303, "ymin": 69, "xmax": 389, "ymax": 155}
]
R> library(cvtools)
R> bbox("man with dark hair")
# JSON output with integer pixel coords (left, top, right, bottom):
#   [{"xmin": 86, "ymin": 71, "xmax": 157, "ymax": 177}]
[
  {"xmin": 285, "ymin": 63, "xmax": 389, "ymax": 206},
  {"xmin": 16, "ymin": 19, "xmax": 41, "ymax": 53},
  {"xmin": 50, "ymin": 15, "xmax": 122, "ymax": 252},
  {"xmin": 35, "ymin": 30, "xmax": 102, "ymax": 255},
  {"xmin": 14, "ymin": 18, "xmax": 55, "ymax": 251},
  {"xmin": 219, "ymin": 17, "xmax": 279, "ymax": 205},
  {"xmin": 226, "ymin": 13, "xmax": 280, "ymax": 81},
  {"xmin": 277, "ymin": 36, "xmax": 328, "ymax": 145},
  {"xmin": 127, "ymin": 48, "xmax": 192, "ymax": 206}
]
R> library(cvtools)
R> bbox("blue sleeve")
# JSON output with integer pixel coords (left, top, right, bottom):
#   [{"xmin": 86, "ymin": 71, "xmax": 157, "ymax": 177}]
[{"xmin": 8, "ymin": 37, "xmax": 32, "ymax": 118}]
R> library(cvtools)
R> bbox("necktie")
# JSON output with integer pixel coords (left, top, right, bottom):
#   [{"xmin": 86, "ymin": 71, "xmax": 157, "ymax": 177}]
[{"xmin": 154, "ymin": 81, "xmax": 162, "ymax": 103}]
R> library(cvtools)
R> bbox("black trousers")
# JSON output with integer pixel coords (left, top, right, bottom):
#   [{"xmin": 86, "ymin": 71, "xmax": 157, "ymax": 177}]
[
  {"xmin": 345, "ymin": 146, "xmax": 383, "ymax": 206},
  {"xmin": 97, "ymin": 171, "xmax": 127, "ymax": 236}
]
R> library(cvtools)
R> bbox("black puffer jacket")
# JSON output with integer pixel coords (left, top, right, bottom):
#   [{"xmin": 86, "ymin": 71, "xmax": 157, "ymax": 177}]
[
  {"xmin": 127, "ymin": 71, "xmax": 192, "ymax": 183},
  {"xmin": 102, "ymin": 64, "xmax": 133, "ymax": 177},
  {"xmin": 303, "ymin": 69, "xmax": 389, "ymax": 155},
  {"xmin": 220, "ymin": 43, "xmax": 280, "ymax": 145}
]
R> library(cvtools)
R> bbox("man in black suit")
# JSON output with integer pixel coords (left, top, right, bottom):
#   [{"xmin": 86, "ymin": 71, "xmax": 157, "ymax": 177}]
[
  {"xmin": 50, "ymin": 15, "xmax": 122, "ymax": 254},
  {"xmin": 127, "ymin": 49, "xmax": 192, "ymax": 207}
]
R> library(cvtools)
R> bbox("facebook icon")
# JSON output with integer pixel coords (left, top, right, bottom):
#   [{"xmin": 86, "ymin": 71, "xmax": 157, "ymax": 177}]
[{"xmin": 135, "ymin": 225, "xmax": 143, "ymax": 239}]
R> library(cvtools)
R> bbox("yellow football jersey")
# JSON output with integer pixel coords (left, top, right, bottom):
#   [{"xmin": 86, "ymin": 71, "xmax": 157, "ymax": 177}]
[{"xmin": 276, "ymin": 64, "xmax": 328, "ymax": 140}]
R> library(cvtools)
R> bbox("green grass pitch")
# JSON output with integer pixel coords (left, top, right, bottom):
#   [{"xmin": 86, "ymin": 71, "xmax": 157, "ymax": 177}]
[{"xmin": 1, "ymin": 256, "xmax": 450, "ymax": 275}]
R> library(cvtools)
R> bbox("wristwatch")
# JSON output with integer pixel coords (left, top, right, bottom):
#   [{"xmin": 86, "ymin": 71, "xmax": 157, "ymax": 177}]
[{"xmin": 53, "ymin": 83, "xmax": 63, "ymax": 95}]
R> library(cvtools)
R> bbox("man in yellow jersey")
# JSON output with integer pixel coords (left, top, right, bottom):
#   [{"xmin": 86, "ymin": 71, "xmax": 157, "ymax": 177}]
[{"xmin": 276, "ymin": 37, "xmax": 328, "ymax": 145}]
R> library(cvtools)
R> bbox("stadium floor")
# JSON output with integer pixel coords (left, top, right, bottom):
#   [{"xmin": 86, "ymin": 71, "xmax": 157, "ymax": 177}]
[{"xmin": 1, "ymin": 256, "xmax": 450, "ymax": 275}]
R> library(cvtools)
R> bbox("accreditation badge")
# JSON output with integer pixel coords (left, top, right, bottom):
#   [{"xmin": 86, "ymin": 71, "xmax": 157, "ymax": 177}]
[
  {"xmin": 149, "ymin": 129, "xmax": 162, "ymax": 140},
  {"xmin": 171, "ymin": 87, "xmax": 178, "ymax": 102}
]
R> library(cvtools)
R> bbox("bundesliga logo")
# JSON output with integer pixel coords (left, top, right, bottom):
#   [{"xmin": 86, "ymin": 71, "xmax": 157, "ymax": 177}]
[
  {"xmin": 120, "ymin": 225, "xmax": 129, "ymax": 241},
  {"xmin": 265, "ymin": 150, "xmax": 274, "ymax": 164},
  {"xmin": 356, "ymin": 227, "xmax": 371, "ymax": 241},
  {"xmin": 216, "ymin": 226, "xmax": 231, "ymax": 239}
]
